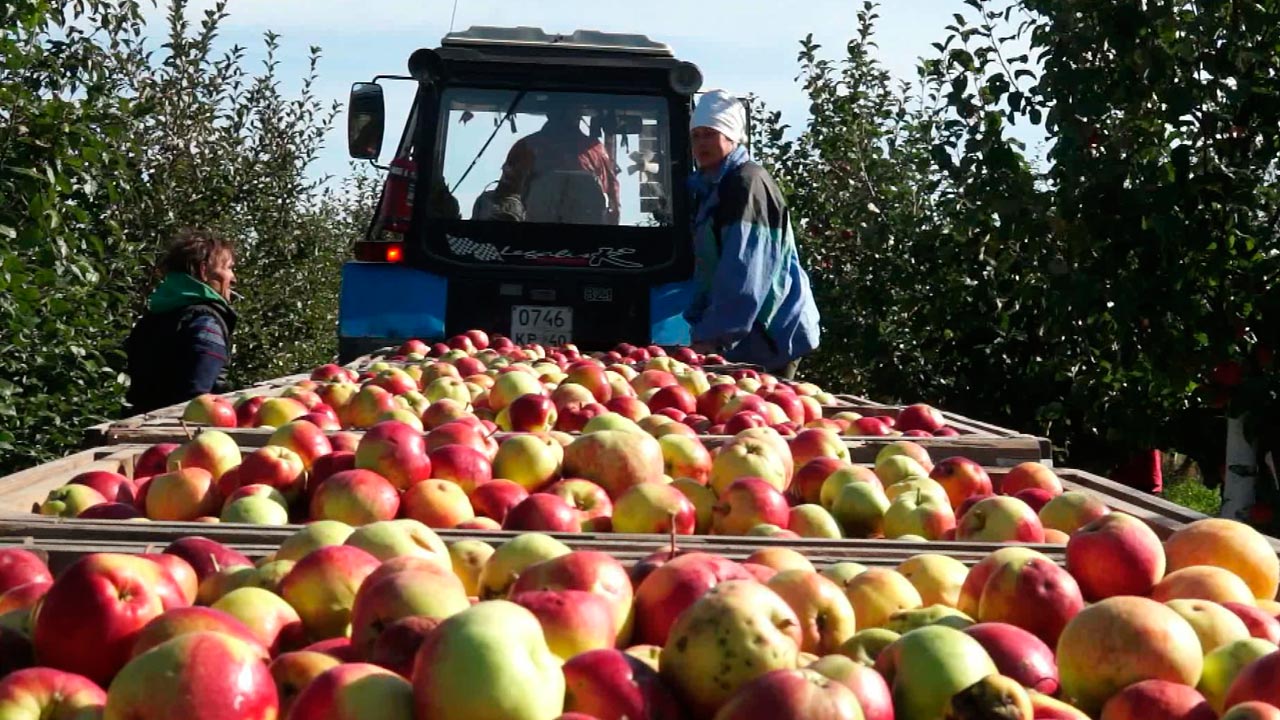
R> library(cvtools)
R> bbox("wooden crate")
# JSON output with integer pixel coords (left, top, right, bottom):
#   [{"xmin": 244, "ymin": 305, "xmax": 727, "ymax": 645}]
[{"xmin": 2, "ymin": 443, "xmax": 1265, "ymax": 553}]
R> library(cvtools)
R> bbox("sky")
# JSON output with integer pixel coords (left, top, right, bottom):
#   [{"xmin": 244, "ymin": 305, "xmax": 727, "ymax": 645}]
[{"xmin": 143, "ymin": 0, "xmax": 970, "ymax": 182}]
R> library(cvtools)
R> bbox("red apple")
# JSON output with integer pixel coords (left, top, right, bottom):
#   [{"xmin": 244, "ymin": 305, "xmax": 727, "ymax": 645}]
[
  {"xmin": 712, "ymin": 477, "xmax": 790, "ymax": 535},
  {"xmin": 311, "ymin": 451, "xmax": 357, "ymax": 487},
  {"xmin": 288, "ymin": 662, "xmax": 413, "ymax": 719},
  {"xmin": 0, "ymin": 549, "xmax": 52, "ymax": 595},
  {"xmin": 509, "ymin": 393, "xmax": 560, "ymax": 433},
  {"xmin": 714, "ymin": 668, "xmax": 863, "ymax": 720},
  {"xmin": 1100, "ymin": 679, "xmax": 1215, "ymax": 720},
  {"xmin": 103, "ymin": 631, "xmax": 277, "ymax": 720},
  {"xmin": 696, "ymin": 384, "xmax": 739, "ymax": 421},
  {"xmin": 1066, "ymin": 512, "xmax": 1167, "ymax": 601},
  {"xmin": 964, "ymin": 622, "xmax": 1060, "ymax": 694},
  {"xmin": 369, "ymin": 616, "xmax": 442, "ymax": 679},
  {"xmin": 468, "ymin": 479, "xmax": 529, "ymax": 524},
  {"xmin": 130, "ymin": 606, "xmax": 267, "ymax": 660},
  {"xmin": 267, "ymin": 420, "xmax": 334, "ymax": 470},
  {"xmin": 648, "ymin": 385, "xmax": 697, "ymax": 415},
  {"xmin": 503, "ymin": 494, "xmax": 582, "ymax": 533},
  {"xmin": 562, "ymin": 648, "xmax": 682, "ymax": 720},
  {"xmin": 1222, "ymin": 602, "xmax": 1280, "ymax": 644},
  {"xmin": 0, "ymin": 667, "xmax": 106, "ymax": 718},
  {"xmin": 1014, "ymin": 487, "xmax": 1056, "ymax": 513},
  {"xmin": 182, "ymin": 393, "xmax": 238, "ymax": 427},
  {"xmin": 133, "ymin": 442, "xmax": 179, "ymax": 480},
  {"xmin": 69, "ymin": 470, "xmax": 136, "ymax": 504},
  {"xmin": 546, "ymin": 479, "xmax": 614, "ymax": 522},
  {"xmin": 895, "ymin": 404, "xmax": 945, "ymax": 433},
  {"xmin": 999, "ymin": 462, "xmax": 1065, "ymax": 497},
  {"xmin": 281, "ymin": 546, "xmax": 382, "ymax": 641},
  {"xmin": 355, "ymin": 421, "xmax": 432, "ymax": 491},
  {"xmin": 631, "ymin": 552, "xmax": 752, "ymax": 646},
  {"xmin": 930, "ymin": 457, "xmax": 994, "ymax": 509},
  {"xmin": 237, "ymin": 445, "xmax": 307, "ymax": 502},
  {"xmin": 163, "ymin": 537, "xmax": 253, "ymax": 588},
  {"xmin": 789, "ymin": 457, "xmax": 851, "ymax": 506},
  {"xmin": 955, "ymin": 495, "xmax": 1046, "ymax": 543},
  {"xmin": 310, "ymin": 469, "xmax": 400, "ymax": 526},
  {"xmin": 33, "ymin": 554, "xmax": 184, "ymax": 686},
  {"xmin": 144, "ymin": 467, "xmax": 221, "ymax": 521},
  {"xmin": 427, "ymin": 445, "xmax": 493, "ymax": 494}
]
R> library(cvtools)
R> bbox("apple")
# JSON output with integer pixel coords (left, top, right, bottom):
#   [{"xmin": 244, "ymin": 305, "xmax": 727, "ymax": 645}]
[
  {"xmin": 874, "ymin": 454, "xmax": 930, "ymax": 487},
  {"xmin": 349, "ymin": 563, "xmax": 469, "ymax": 659},
  {"xmin": 287, "ymin": 662, "xmax": 414, "ymax": 720},
  {"xmin": 562, "ymin": 648, "xmax": 681, "ymax": 720},
  {"xmin": 162, "ymin": 537, "xmax": 252, "ymax": 592},
  {"xmin": 344, "ymin": 519, "xmax": 451, "ymax": 568},
  {"xmin": 897, "ymin": 553, "xmax": 967, "ymax": 609},
  {"xmin": 38, "ymin": 484, "xmax": 107, "ymax": 518},
  {"xmin": 955, "ymin": 495, "xmax": 1045, "ymax": 543},
  {"xmin": 182, "ymin": 393, "xmax": 238, "ymax": 427},
  {"xmin": 612, "ymin": 484, "xmax": 697, "ymax": 535},
  {"xmin": 842, "ymin": 568, "xmax": 923, "ymax": 630},
  {"xmin": 895, "ymin": 403, "xmax": 945, "ymax": 433},
  {"xmin": 280, "ymin": 545, "xmax": 382, "ymax": 640},
  {"xmin": 546, "ymin": 478, "xmax": 613, "ymax": 522},
  {"xmin": 427, "ymin": 445, "xmax": 492, "ymax": 494},
  {"xmin": 830, "ymin": 481, "xmax": 890, "ymax": 538},
  {"xmin": 398, "ymin": 479, "xmax": 471, "ymax": 528},
  {"xmin": 977, "ymin": 552, "xmax": 1085, "ymax": 647},
  {"xmin": 1099, "ymin": 679, "xmax": 1215, "ymax": 720},
  {"xmin": 0, "ymin": 580, "xmax": 50, "ymax": 617},
  {"xmin": 883, "ymin": 490, "xmax": 956, "ymax": 540},
  {"xmin": 143, "ymin": 467, "xmax": 221, "ymax": 521},
  {"xmin": 507, "ymin": 393, "xmax": 559, "ymax": 432},
  {"xmin": 212, "ymin": 586, "xmax": 305, "ymax": 655},
  {"xmin": 874, "ymin": 625, "xmax": 997, "ymax": 720},
  {"xmin": 1166, "ymin": 599, "xmax": 1252, "ymax": 655},
  {"xmin": 0, "ymin": 667, "xmax": 106, "ymax": 719},
  {"xmin": 133, "ymin": 442, "xmax": 179, "ymax": 480},
  {"xmin": 32, "ymin": 554, "xmax": 183, "ymax": 686},
  {"xmin": 103, "ymin": 631, "xmax": 277, "ymax": 719},
  {"xmin": 1165, "ymin": 518, "xmax": 1280, "ymax": 602},
  {"xmin": 659, "ymin": 580, "xmax": 802, "ymax": 718},
  {"xmin": 167, "ymin": 431, "xmax": 242, "ymax": 484},
  {"xmin": 656, "ymin": 434, "xmax": 712, "ymax": 486},
  {"xmin": 446, "ymin": 540, "xmax": 494, "ymax": 598},
  {"xmin": 564, "ymin": 363, "xmax": 614, "ymax": 404},
  {"xmin": 1152, "ymin": 566, "xmax": 1257, "ymax": 606},
  {"xmin": 69, "ymin": 470, "xmax": 136, "ymax": 504},
  {"xmin": 965, "ymin": 622, "xmax": 1060, "ymax": 694},
  {"xmin": 710, "ymin": 437, "xmax": 790, "ymax": 495},
  {"xmin": 711, "ymin": 477, "xmax": 789, "ymax": 536},
  {"xmin": 1222, "ymin": 602, "xmax": 1280, "ymax": 644},
  {"xmin": 631, "ymin": 552, "xmax": 752, "ymax": 646},
  {"xmin": 767, "ymin": 569, "xmax": 857, "ymax": 654},
  {"xmin": 1056, "ymin": 596, "xmax": 1204, "ymax": 716},
  {"xmin": 236, "ymin": 445, "xmax": 307, "ymax": 501},
  {"xmin": 807, "ymin": 654, "xmax": 893, "ymax": 720},
  {"xmin": 310, "ymin": 469, "xmax": 400, "ymax": 525},
  {"xmin": 852, "ymin": 417, "xmax": 892, "ymax": 436},
  {"xmin": 1039, "ymin": 490, "xmax": 1111, "ymax": 534},
  {"xmin": 368, "ymin": 616, "xmax": 441, "ymax": 679},
  {"xmin": 493, "ymin": 433, "xmax": 565, "ymax": 492},
  {"xmin": 130, "ymin": 606, "xmax": 267, "ymax": 660},
  {"xmin": 504, "ymin": 494, "xmax": 582, "ymax": 533},
  {"xmin": 1067, "ymin": 511, "xmax": 1166, "ymax": 601},
  {"xmin": 354, "ymin": 421, "xmax": 432, "ymax": 491},
  {"xmin": 1222, "ymin": 702, "xmax": 1280, "ymax": 720},
  {"xmin": 818, "ymin": 465, "xmax": 883, "ymax": 509},
  {"xmin": 562, "ymin": 430, "xmax": 665, "ymax": 499},
  {"xmin": 714, "ymin": 667, "xmax": 863, "ymax": 720},
  {"xmin": 468, "ymin": 479, "xmax": 529, "ymax": 524},
  {"xmin": 999, "ymin": 462, "xmax": 1064, "ymax": 496},
  {"xmin": 476, "ymin": 533, "xmax": 571, "ymax": 600},
  {"xmin": 1199, "ymin": 638, "xmax": 1279, "ymax": 713},
  {"xmin": 512, "ymin": 589, "xmax": 620, "ymax": 660},
  {"xmin": 276, "ymin": 521, "xmax": 355, "ymax": 562},
  {"xmin": 426, "ymin": 421, "xmax": 491, "ymax": 457},
  {"xmin": 605, "ymin": 396, "xmax": 653, "ymax": 424},
  {"xmin": 221, "ymin": 495, "xmax": 289, "ymax": 525}
]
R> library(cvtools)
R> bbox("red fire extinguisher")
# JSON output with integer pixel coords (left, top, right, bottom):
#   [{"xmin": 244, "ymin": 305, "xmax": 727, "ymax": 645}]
[{"xmin": 378, "ymin": 157, "xmax": 417, "ymax": 235}]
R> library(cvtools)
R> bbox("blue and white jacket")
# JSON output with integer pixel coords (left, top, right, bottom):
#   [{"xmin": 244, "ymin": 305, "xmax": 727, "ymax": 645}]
[{"xmin": 684, "ymin": 146, "xmax": 821, "ymax": 370}]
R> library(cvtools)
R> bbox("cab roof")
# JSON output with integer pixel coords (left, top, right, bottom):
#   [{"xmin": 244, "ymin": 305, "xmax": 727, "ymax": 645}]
[{"xmin": 441, "ymin": 26, "xmax": 675, "ymax": 58}]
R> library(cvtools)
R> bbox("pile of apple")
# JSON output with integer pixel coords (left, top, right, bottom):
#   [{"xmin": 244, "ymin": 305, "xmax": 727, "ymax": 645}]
[
  {"xmin": 2, "ymin": 512, "xmax": 1280, "ymax": 719},
  {"xmin": 180, "ymin": 331, "xmax": 962, "ymax": 440},
  {"xmin": 52, "ymin": 403, "xmax": 1068, "ymax": 548}
]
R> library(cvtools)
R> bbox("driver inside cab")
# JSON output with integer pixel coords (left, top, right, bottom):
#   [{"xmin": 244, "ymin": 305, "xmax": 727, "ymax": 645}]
[{"xmin": 474, "ymin": 102, "xmax": 621, "ymax": 225}]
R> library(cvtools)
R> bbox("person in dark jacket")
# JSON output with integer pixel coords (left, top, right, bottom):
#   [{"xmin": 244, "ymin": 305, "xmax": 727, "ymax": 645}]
[
  {"xmin": 684, "ymin": 90, "xmax": 820, "ymax": 379},
  {"xmin": 124, "ymin": 229, "xmax": 237, "ymax": 414}
]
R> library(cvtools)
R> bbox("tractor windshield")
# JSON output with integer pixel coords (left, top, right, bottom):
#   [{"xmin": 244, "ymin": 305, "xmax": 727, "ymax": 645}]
[{"xmin": 435, "ymin": 88, "xmax": 673, "ymax": 228}]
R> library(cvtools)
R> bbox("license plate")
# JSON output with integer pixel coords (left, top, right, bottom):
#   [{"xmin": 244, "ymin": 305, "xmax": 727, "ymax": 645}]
[{"xmin": 510, "ymin": 305, "xmax": 573, "ymax": 345}]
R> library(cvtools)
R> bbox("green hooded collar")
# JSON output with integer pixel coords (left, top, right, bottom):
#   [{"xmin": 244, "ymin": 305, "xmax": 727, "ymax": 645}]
[{"xmin": 147, "ymin": 273, "xmax": 230, "ymax": 313}]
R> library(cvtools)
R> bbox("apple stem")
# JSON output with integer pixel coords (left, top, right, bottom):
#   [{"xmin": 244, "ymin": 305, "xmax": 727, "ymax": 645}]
[
  {"xmin": 179, "ymin": 420, "xmax": 194, "ymax": 440},
  {"xmin": 209, "ymin": 554, "xmax": 222, "ymax": 574},
  {"xmin": 668, "ymin": 511, "xmax": 679, "ymax": 555}
]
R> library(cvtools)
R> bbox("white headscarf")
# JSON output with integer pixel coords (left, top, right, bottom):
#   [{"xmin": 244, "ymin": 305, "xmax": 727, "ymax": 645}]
[{"xmin": 692, "ymin": 89, "xmax": 746, "ymax": 145}]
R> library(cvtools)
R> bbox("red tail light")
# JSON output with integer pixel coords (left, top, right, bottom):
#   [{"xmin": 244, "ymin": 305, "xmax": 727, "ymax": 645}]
[{"xmin": 354, "ymin": 241, "xmax": 404, "ymax": 263}]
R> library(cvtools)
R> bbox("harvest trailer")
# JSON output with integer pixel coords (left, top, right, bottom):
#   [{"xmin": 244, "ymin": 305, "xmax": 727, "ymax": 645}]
[{"xmin": 339, "ymin": 27, "xmax": 708, "ymax": 362}]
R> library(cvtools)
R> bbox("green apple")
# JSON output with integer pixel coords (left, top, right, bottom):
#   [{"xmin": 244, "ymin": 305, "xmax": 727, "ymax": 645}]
[
  {"xmin": 221, "ymin": 496, "xmax": 289, "ymax": 525},
  {"xmin": 789, "ymin": 504, "xmax": 843, "ymax": 539},
  {"xmin": 344, "ymin": 519, "xmax": 451, "ymax": 570},
  {"xmin": 276, "ymin": 521, "xmax": 355, "ymax": 562},
  {"xmin": 476, "ymin": 533, "xmax": 571, "ymax": 600},
  {"xmin": 879, "ymin": 625, "xmax": 997, "ymax": 720},
  {"xmin": 831, "ymin": 482, "xmax": 889, "ymax": 538},
  {"xmin": 412, "ymin": 600, "xmax": 565, "ymax": 720},
  {"xmin": 839, "ymin": 627, "xmax": 900, "ymax": 666},
  {"xmin": 1198, "ymin": 637, "xmax": 1278, "ymax": 713}
]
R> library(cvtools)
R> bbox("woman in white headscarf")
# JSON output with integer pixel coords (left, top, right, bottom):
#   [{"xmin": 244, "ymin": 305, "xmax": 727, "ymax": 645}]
[{"xmin": 684, "ymin": 90, "xmax": 820, "ymax": 379}]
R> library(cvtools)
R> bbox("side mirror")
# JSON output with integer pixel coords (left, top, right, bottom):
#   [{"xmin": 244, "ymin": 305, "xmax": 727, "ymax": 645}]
[{"xmin": 348, "ymin": 82, "xmax": 385, "ymax": 160}]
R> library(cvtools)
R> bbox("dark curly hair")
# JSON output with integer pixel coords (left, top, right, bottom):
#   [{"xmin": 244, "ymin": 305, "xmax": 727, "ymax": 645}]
[{"xmin": 160, "ymin": 229, "xmax": 235, "ymax": 278}]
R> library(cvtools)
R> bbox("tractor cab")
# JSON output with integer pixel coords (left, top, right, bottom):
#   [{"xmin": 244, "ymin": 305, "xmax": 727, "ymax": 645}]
[{"xmin": 339, "ymin": 26, "xmax": 705, "ymax": 360}]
